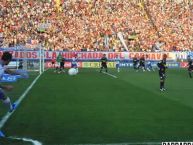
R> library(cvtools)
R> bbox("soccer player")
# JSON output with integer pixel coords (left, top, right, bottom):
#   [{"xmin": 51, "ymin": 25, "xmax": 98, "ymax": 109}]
[
  {"xmin": 187, "ymin": 55, "xmax": 193, "ymax": 78},
  {"xmin": 133, "ymin": 55, "xmax": 139, "ymax": 71},
  {"xmin": 18, "ymin": 59, "xmax": 23, "ymax": 69},
  {"xmin": 100, "ymin": 54, "xmax": 108, "ymax": 73},
  {"xmin": 138, "ymin": 55, "xmax": 146, "ymax": 72},
  {"xmin": 157, "ymin": 54, "xmax": 167, "ymax": 91},
  {"xmin": 54, "ymin": 53, "xmax": 63, "ymax": 73},
  {"xmin": 51, "ymin": 58, "xmax": 56, "ymax": 68},
  {"xmin": 71, "ymin": 55, "xmax": 78, "ymax": 73},
  {"xmin": 146, "ymin": 61, "xmax": 155, "ymax": 71},
  {"xmin": 58, "ymin": 57, "xmax": 65, "ymax": 74},
  {"xmin": 0, "ymin": 52, "xmax": 21, "ymax": 112},
  {"xmin": 115, "ymin": 55, "xmax": 120, "ymax": 72},
  {"xmin": 146, "ymin": 55, "xmax": 155, "ymax": 72}
]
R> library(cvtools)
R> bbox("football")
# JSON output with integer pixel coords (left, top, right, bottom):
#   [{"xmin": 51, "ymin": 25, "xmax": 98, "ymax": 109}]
[{"xmin": 68, "ymin": 68, "xmax": 77, "ymax": 76}]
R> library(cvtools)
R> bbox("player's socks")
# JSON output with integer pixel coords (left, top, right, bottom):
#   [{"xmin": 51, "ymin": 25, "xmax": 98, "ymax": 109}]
[
  {"xmin": 160, "ymin": 82, "xmax": 164, "ymax": 90},
  {"xmin": 3, "ymin": 97, "xmax": 12, "ymax": 111},
  {"xmin": 189, "ymin": 72, "xmax": 192, "ymax": 78}
]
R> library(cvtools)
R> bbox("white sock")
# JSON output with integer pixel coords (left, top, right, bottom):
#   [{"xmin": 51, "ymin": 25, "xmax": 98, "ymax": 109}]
[{"xmin": 3, "ymin": 97, "xmax": 13, "ymax": 110}]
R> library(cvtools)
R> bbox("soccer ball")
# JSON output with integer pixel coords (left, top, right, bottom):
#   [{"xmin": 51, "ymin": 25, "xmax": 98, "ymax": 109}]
[{"xmin": 68, "ymin": 68, "xmax": 77, "ymax": 76}]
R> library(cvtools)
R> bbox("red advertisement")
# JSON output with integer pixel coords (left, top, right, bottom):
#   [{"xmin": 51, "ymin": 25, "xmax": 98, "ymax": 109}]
[{"xmin": 0, "ymin": 51, "xmax": 177, "ymax": 61}]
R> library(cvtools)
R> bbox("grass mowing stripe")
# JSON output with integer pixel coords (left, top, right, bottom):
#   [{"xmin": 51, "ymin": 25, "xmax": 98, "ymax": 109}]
[{"xmin": 2, "ymin": 69, "xmax": 193, "ymax": 144}]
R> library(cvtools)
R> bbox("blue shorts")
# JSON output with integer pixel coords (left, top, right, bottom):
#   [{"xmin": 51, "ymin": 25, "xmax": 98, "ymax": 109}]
[
  {"xmin": 71, "ymin": 64, "xmax": 77, "ymax": 68},
  {"xmin": 0, "ymin": 89, "xmax": 5, "ymax": 100}
]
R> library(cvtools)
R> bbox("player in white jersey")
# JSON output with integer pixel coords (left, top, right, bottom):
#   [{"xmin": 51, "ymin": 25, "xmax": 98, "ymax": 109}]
[
  {"xmin": 71, "ymin": 56, "xmax": 78, "ymax": 73},
  {"xmin": 146, "ymin": 55, "xmax": 155, "ymax": 72},
  {"xmin": 115, "ymin": 55, "xmax": 120, "ymax": 72},
  {"xmin": 146, "ymin": 61, "xmax": 155, "ymax": 71},
  {"xmin": 0, "ymin": 52, "xmax": 24, "ymax": 112}
]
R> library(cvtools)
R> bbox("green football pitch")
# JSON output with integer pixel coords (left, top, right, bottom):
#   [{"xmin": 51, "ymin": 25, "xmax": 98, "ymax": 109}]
[{"xmin": 0, "ymin": 68, "xmax": 193, "ymax": 145}]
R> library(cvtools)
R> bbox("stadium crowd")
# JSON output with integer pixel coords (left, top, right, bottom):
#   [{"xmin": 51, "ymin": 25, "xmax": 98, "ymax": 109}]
[{"xmin": 0, "ymin": 0, "xmax": 192, "ymax": 52}]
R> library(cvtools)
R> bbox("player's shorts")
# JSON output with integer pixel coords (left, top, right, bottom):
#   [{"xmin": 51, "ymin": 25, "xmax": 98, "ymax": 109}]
[
  {"xmin": 60, "ymin": 62, "xmax": 64, "ymax": 68},
  {"xmin": 159, "ymin": 72, "xmax": 166, "ymax": 80},
  {"xmin": 0, "ymin": 89, "xmax": 5, "ymax": 100},
  {"xmin": 101, "ymin": 63, "xmax": 107, "ymax": 68},
  {"xmin": 71, "ymin": 63, "xmax": 77, "ymax": 68}
]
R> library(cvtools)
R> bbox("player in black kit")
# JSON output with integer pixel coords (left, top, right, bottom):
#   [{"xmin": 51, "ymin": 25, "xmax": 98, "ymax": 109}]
[
  {"xmin": 157, "ymin": 54, "xmax": 167, "ymax": 91},
  {"xmin": 133, "ymin": 55, "xmax": 139, "ymax": 71},
  {"xmin": 100, "ymin": 54, "xmax": 108, "ymax": 73},
  {"xmin": 187, "ymin": 55, "xmax": 193, "ymax": 78},
  {"xmin": 138, "ymin": 55, "xmax": 146, "ymax": 71}
]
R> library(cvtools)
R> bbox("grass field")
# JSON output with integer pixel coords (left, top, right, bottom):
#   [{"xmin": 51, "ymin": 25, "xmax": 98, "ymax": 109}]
[{"xmin": 0, "ymin": 68, "xmax": 193, "ymax": 145}]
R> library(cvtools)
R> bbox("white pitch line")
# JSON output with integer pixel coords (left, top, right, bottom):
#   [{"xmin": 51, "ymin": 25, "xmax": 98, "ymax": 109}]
[
  {"xmin": 102, "ymin": 71, "xmax": 118, "ymax": 78},
  {"xmin": 0, "ymin": 73, "xmax": 43, "ymax": 145},
  {"xmin": 8, "ymin": 137, "xmax": 42, "ymax": 145}
]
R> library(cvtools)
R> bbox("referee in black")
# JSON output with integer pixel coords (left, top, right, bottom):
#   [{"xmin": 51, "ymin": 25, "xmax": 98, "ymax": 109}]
[
  {"xmin": 157, "ymin": 54, "xmax": 167, "ymax": 91},
  {"xmin": 100, "ymin": 54, "xmax": 108, "ymax": 73}
]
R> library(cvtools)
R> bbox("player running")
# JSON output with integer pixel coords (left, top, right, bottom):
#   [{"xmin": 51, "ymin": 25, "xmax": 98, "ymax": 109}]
[
  {"xmin": 138, "ymin": 55, "xmax": 146, "ymax": 72},
  {"xmin": 133, "ymin": 55, "xmax": 139, "ymax": 72},
  {"xmin": 146, "ymin": 55, "xmax": 155, "ymax": 72}
]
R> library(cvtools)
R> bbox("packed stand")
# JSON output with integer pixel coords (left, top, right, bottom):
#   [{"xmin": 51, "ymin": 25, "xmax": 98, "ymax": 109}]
[{"xmin": 0, "ymin": 0, "xmax": 192, "ymax": 52}]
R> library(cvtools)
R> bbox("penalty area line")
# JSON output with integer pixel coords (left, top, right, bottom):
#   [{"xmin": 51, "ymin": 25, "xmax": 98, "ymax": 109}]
[
  {"xmin": 0, "ymin": 73, "xmax": 43, "ymax": 145},
  {"xmin": 102, "ymin": 71, "xmax": 118, "ymax": 79}
]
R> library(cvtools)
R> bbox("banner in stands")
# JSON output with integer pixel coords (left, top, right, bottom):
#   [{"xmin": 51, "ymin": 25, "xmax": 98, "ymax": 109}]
[{"xmin": 0, "ymin": 51, "xmax": 178, "ymax": 61}]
